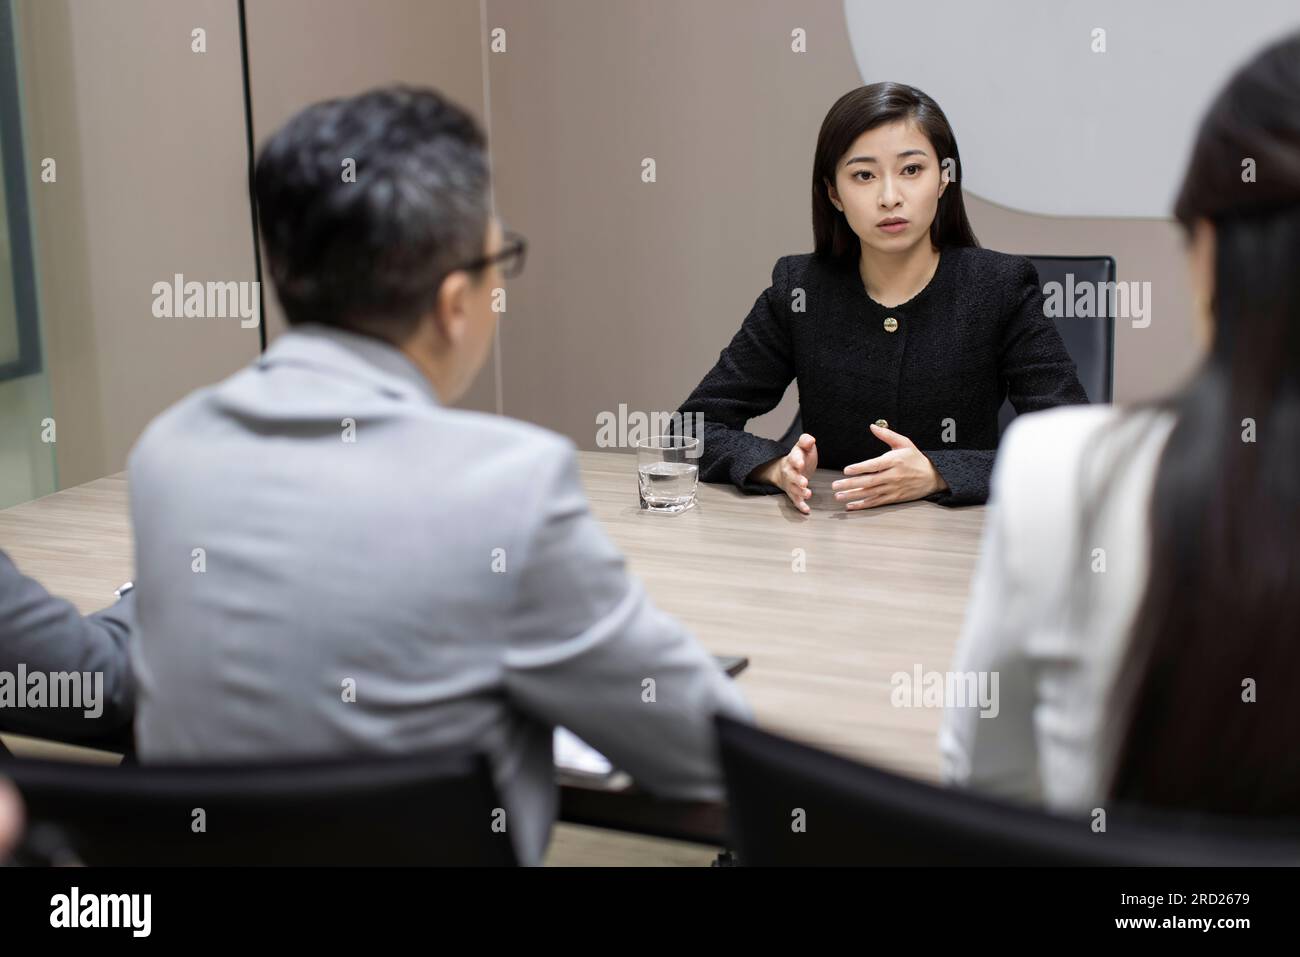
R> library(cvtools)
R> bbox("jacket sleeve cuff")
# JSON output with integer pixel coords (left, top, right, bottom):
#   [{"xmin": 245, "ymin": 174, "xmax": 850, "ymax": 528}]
[
  {"xmin": 921, "ymin": 449, "xmax": 995, "ymax": 507},
  {"xmin": 727, "ymin": 436, "xmax": 789, "ymax": 495}
]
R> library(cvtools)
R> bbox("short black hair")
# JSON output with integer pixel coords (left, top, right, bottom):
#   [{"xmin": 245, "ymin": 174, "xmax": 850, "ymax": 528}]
[{"xmin": 255, "ymin": 86, "xmax": 490, "ymax": 338}]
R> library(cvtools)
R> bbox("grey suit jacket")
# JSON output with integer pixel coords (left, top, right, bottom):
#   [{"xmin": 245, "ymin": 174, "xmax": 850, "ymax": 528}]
[
  {"xmin": 0, "ymin": 549, "xmax": 135, "ymax": 743},
  {"xmin": 128, "ymin": 323, "xmax": 750, "ymax": 864}
]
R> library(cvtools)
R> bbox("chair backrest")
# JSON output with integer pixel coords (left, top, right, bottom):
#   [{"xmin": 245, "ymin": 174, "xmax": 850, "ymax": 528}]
[
  {"xmin": 999, "ymin": 254, "xmax": 1116, "ymax": 432},
  {"xmin": 716, "ymin": 715, "xmax": 1300, "ymax": 866},
  {"xmin": 2, "ymin": 750, "xmax": 516, "ymax": 865}
]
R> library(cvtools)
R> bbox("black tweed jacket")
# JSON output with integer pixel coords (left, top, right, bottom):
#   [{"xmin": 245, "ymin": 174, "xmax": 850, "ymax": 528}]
[{"xmin": 676, "ymin": 247, "xmax": 1089, "ymax": 506}]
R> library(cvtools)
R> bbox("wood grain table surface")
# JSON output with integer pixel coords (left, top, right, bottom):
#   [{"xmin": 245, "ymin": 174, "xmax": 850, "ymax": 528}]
[{"xmin": 0, "ymin": 451, "xmax": 987, "ymax": 785}]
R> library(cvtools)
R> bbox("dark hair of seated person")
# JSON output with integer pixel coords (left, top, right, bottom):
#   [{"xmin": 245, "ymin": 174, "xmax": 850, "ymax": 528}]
[
  {"xmin": 1086, "ymin": 32, "xmax": 1300, "ymax": 816},
  {"xmin": 254, "ymin": 86, "xmax": 491, "ymax": 344}
]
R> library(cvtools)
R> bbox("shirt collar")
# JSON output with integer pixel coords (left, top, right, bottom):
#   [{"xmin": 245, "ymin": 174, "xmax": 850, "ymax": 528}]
[{"xmin": 257, "ymin": 323, "xmax": 443, "ymax": 407}]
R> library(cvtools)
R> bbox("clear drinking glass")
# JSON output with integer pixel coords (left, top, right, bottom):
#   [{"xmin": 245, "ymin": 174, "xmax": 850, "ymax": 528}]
[{"xmin": 636, "ymin": 434, "xmax": 700, "ymax": 513}]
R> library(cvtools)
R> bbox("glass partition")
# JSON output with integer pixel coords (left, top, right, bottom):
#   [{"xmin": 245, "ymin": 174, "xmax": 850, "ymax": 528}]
[{"xmin": 0, "ymin": 0, "xmax": 54, "ymax": 508}]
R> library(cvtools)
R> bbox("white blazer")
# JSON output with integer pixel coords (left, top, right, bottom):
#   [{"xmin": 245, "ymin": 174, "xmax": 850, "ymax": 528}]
[{"xmin": 939, "ymin": 403, "xmax": 1177, "ymax": 812}]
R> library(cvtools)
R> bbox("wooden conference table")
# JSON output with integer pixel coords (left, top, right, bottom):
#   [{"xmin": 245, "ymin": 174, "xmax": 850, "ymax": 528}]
[{"xmin": 0, "ymin": 450, "xmax": 987, "ymax": 846}]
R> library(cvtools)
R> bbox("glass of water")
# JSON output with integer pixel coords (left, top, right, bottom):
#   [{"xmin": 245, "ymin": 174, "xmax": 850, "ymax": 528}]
[{"xmin": 636, "ymin": 435, "xmax": 700, "ymax": 513}]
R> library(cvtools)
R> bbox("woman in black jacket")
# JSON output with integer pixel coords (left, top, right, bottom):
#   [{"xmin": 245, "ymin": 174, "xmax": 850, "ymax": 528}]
[{"xmin": 677, "ymin": 83, "xmax": 1088, "ymax": 511}]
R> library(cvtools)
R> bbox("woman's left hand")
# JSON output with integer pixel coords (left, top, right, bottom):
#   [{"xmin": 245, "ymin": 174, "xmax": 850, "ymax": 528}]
[{"xmin": 831, "ymin": 422, "xmax": 949, "ymax": 509}]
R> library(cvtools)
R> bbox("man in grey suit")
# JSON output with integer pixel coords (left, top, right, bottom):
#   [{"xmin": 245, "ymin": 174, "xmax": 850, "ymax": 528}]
[
  {"xmin": 0, "ymin": 551, "xmax": 132, "ymax": 861},
  {"xmin": 0, "ymin": 550, "xmax": 135, "ymax": 751},
  {"xmin": 128, "ymin": 87, "xmax": 750, "ymax": 864}
]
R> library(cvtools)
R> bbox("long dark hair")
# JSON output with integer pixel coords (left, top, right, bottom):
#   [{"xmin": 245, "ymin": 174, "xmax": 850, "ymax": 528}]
[
  {"xmin": 811, "ymin": 82, "xmax": 979, "ymax": 265},
  {"xmin": 1102, "ymin": 32, "xmax": 1300, "ymax": 815}
]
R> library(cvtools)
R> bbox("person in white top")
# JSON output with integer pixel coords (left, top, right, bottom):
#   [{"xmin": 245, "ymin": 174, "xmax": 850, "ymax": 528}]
[{"xmin": 941, "ymin": 30, "xmax": 1300, "ymax": 819}]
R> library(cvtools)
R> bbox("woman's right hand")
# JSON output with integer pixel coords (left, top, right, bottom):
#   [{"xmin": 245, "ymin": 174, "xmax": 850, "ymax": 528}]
[{"xmin": 757, "ymin": 433, "xmax": 818, "ymax": 514}]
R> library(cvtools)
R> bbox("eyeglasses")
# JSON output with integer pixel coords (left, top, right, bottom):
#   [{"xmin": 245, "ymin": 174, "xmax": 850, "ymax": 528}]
[{"xmin": 457, "ymin": 228, "xmax": 527, "ymax": 280}]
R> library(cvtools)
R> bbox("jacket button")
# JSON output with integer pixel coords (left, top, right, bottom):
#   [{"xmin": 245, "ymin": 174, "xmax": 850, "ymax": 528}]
[
  {"xmin": 883, "ymin": 316, "xmax": 898, "ymax": 332},
  {"xmin": 874, "ymin": 419, "xmax": 889, "ymax": 429}
]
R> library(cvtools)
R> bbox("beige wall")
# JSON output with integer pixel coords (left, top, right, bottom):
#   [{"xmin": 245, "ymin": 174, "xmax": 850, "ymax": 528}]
[
  {"xmin": 484, "ymin": 0, "xmax": 811, "ymax": 443},
  {"xmin": 17, "ymin": 0, "xmax": 260, "ymax": 489}
]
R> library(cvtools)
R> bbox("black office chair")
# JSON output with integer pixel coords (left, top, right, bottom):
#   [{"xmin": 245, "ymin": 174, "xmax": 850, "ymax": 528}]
[
  {"xmin": 716, "ymin": 715, "xmax": 1300, "ymax": 866},
  {"xmin": 777, "ymin": 254, "xmax": 1116, "ymax": 449},
  {"xmin": 1, "ymin": 750, "xmax": 516, "ymax": 865},
  {"xmin": 997, "ymin": 254, "xmax": 1115, "ymax": 432}
]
